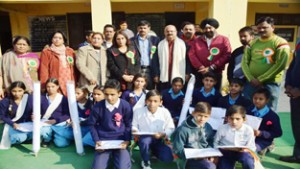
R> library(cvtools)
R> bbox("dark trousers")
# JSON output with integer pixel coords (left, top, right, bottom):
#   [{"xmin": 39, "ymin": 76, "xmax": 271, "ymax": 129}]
[
  {"xmin": 141, "ymin": 67, "xmax": 155, "ymax": 90},
  {"xmin": 291, "ymin": 97, "xmax": 300, "ymax": 158},
  {"xmin": 92, "ymin": 149, "xmax": 131, "ymax": 169},
  {"xmin": 186, "ymin": 159, "xmax": 216, "ymax": 169},
  {"xmin": 138, "ymin": 136, "xmax": 173, "ymax": 162},
  {"xmin": 218, "ymin": 150, "xmax": 254, "ymax": 169}
]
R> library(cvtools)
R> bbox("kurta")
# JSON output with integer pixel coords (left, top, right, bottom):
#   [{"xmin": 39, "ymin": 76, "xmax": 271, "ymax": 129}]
[
  {"xmin": 0, "ymin": 51, "xmax": 39, "ymax": 91},
  {"xmin": 0, "ymin": 95, "xmax": 33, "ymax": 126}
]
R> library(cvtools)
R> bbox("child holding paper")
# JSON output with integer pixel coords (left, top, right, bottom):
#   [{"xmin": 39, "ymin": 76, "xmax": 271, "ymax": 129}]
[
  {"xmin": 161, "ymin": 77, "xmax": 185, "ymax": 126},
  {"xmin": 247, "ymin": 88, "xmax": 282, "ymax": 153},
  {"xmin": 0, "ymin": 81, "xmax": 33, "ymax": 149},
  {"xmin": 87, "ymin": 79, "xmax": 132, "ymax": 169},
  {"xmin": 217, "ymin": 78, "xmax": 251, "ymax": 110},
  {"xmin": 192, "ymin": 72, "xmax": 221, "ymax": 107},
  {"xmin": 132, "ymin": 90, "xmax": 175, "ymax": 169},
  {"xmin": 121, "ymin": 73, "xmax": 148, "ymax": 111},
  {"xmin": 40, "ymin": 78, "xmax": 71, "ymax": 148},
  {"xmin": 173, "ymin": 102, "xmax": 216, "ymax": 169},
  {"xmin": 214, "ymin": 105, "xmax": 256, "ymax": 169}
]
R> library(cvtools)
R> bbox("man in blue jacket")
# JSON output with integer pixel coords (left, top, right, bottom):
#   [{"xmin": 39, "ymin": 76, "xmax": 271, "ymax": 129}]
[
  {"xmin": 131, "ymin": 20, "xmax": 160, "ymax": 89},
  {"xmin": 279, "ymin": 42, "xmax": 300, "ymax": 163}
]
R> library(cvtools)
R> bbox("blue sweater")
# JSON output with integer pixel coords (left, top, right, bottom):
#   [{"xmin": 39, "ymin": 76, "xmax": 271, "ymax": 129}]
[
  {"xmin": 41, "ymin": 95, "xmax": 70, "ymax": 124},
  {"xmin": 161, "ymin": 89, "xmax": 184, "ymax": 118},
  {"xmin": 87, "ymin": 99, "xmax": 133, "ymax": 142},
  {"xmin": 247, "ymin": 105, "xmax": 282, "ymax": 148},
  {"xmin": 0, "ymin": 95, "xmax": 33, "ymax": 126},
  {"xmin": 173, "ymin": 115, "xmax": 215, "ymax": 159},
  {"xmin": 192, "ymin": 88, "xmax": 221, "ymax": 107},
  {"xmin": 217, "ymin": 94, "xmax": 252, "ymax": 110}
]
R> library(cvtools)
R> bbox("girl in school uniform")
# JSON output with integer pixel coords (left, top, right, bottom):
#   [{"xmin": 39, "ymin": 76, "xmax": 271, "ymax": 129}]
[
  {"xmin": 121, "ymin": 73, "xmax": 148, "ymax": 111},
  {"xmin": 0, "ymin": 81, "xmax": 33, "ymax": 149},
  {"xmin": 82, "ymin": 85, "xmax": 105, "ymax": 147},
  {"xmin": 214, "ymin": 105, "xmax": 256, "ymax": 169},
  {"xmin": 132, "ymin": 90, "xmax": 175, "ymax": 169},
  {"xmin": 40, "ymin": 78, "xmax": 71, "ymax": 148}
]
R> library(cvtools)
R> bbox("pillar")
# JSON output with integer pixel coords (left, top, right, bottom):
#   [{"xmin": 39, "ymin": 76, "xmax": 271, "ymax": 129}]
[{"xmin": 91, "ymin": 0, "xmax": 112, "ymax": 32}]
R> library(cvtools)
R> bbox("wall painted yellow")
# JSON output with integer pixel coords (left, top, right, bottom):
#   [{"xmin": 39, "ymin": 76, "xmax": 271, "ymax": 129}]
[
  {"xmin": 1, "ymin": 1, "xmax": 300, "ymax": 42},
  {"xmin": 247, "ymin": 2, "xmax": 300, "ymax": 26}
]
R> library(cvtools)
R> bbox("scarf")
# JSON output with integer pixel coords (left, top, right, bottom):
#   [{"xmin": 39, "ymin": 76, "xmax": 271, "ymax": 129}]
[
  {"xmin": 158, "ymin": 38, "xmax": 186, "ymax": 83},
  {"xmin": 50, "ymin": 44, "xmax": 67, "ymax": 67}
]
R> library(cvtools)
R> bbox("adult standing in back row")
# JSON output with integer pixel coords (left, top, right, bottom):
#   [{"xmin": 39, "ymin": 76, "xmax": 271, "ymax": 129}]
[
  {"xmin": 40, "ymin": 31, "xmax": 77, "ymax": 96},
  {"xmin": 242, "ymin": 16, "xmax": 290, "ymax": 111},
  {"xmin": 188, "ymin": 18, "xmax": 231, "ymax": 89}
]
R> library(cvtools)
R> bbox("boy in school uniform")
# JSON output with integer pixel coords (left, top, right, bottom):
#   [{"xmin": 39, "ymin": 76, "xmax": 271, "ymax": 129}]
[
  {"xmin": 218, "ymin": 78, "xmax": 251, "ymax": 110},
  {"xmin": 87, "ymin": 79, "xmax": 133, "ymax": 169},
  {"xmin": 132, "ymin": 90, "xmax": 175, "ymax": 169},
  {"xmin": 192, "ymin": 72, "xmax": 221, "ymax": 107},
  {"xmin": 161, "ymin": 77, "xmax": 185, "ymax": 126},
  {"xmin": 247, "ymin": 88, "xmax": 282, "ymax": 154},
  {"xmin": 173, "ymin": 102, "xmax": 216, "ymax": 169}
]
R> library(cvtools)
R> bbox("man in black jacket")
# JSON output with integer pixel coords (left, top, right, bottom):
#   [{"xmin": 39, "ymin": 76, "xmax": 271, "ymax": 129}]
[{"xmin": 227, "ymin": 26, "xmax": 254, "ymax": 83}]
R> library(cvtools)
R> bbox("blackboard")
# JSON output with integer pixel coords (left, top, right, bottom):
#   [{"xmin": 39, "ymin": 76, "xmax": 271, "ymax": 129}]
[
  {"xmin": 29, "ymin": 15, "xmax": 67, "ymax": 52},
  {"xmin": 275, "ymin": 28, "xmax": 295, "ymax": 42}
]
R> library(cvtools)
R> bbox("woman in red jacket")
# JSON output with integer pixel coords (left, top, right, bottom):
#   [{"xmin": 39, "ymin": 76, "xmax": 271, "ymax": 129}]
[{"xmin": 39, "ymin": 31, "xmax": 77, "ymax": 96}]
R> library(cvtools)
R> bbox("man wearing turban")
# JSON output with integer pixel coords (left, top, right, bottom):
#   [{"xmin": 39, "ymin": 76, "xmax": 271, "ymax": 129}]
[{"xmin": 188, "ymin": 18, "xmax": 231, "ymax": 90}]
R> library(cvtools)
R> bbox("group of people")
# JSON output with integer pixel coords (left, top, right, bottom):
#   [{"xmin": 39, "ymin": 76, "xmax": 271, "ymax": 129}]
[{"xmin": 0, "ymin": 14, "xmax": 299, "ymax": 169}]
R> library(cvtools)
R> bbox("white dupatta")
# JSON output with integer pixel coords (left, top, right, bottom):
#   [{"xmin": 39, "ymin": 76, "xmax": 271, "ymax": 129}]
[
  {"xmin": 42, "ymin": 93, "xmax": 63, "ymax": 120},
  {"xmin": 0, "ymin": 94, "xmax": 29, "ymax": 149},
  {"xmin": 132, "ymin": 91, "xmax": 147, "ymax": 112}
]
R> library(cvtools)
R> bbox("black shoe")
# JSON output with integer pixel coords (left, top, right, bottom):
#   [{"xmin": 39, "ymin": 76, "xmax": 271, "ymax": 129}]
[
  {"xmin": 41, "ymin": 140, "xmax": 50, "ymax": 148},
  {"xmin": 279, "ymin": 156, "xmax": 300, "ymax": 163}
]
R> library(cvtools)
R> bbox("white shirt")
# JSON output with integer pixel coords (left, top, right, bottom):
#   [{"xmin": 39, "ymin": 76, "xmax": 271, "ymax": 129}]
[
  {"xmin": 105, "ymin": 99, "xmax": 120, "ymax": 112},
  {"xmin": 132, "ymin": 106, "xmax": 175, "ymax": 137},
  {"xmin": 214, "ymin": 123, "xmax": 256, "ymax": 151}
]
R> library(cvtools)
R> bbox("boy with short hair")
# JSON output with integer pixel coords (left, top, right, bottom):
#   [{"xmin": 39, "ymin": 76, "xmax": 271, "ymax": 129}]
[
  {"xmin": 192, "ymin": 72, "xmax": 221, "ymax": 107},
  {"xmin": 247, "ymin": 88, "xmax": 282, "ymax": 154},
  {"xmin": 87, "ymin": 79, "xmax": 133, "ymax": 169},
  {"xmin": 218, "ymin": 78, "xmax": 251, "ymax": 110},
  {"xmin": 173, "ymin": 102, "xmax": 216, "ymax": 169}
]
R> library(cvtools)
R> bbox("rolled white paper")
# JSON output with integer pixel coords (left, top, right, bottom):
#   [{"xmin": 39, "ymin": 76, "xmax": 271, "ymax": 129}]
[
  {"xmin": 178, "ymin": 74, "xmax": 195, "ymax": 126},
  {"xmin": 66, "ymin": 81, "xmax": 85, "ymax": 155},
  {"xmin": 32, "ymin": 82, "xmax": 41, "ymax": 156}
]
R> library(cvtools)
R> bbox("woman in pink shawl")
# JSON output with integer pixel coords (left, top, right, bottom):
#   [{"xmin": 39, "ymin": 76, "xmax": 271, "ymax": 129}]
[{"xmin": 0, "ymin": 36, "xmax": 40, "ymax": 99}]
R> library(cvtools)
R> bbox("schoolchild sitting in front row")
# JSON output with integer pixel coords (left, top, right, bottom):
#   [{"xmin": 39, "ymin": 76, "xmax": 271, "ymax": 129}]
[
  {"xmin": 87, "ymin": 79, "xmax": 133, "ymax": 169},
  {"xmin": 82, "ymin": 85, "xmax": 105, "ymax": 147},
  {"xmin": 132, "ymin": 90, "xmax": 175, "ymax": 169},
  {"xmin": 0, "ymin": 81, "xmax": 33, "ymax": 149},
  {"xmin": 40, "ymin": 78, "xmax": 70, "ymax": 148},
  {"xmin": 173, "ymin": 102, "xmax": 216, "ymax": 169},
  {"xmin": 214, "ymin": 105, "xmax": 256, "ymax": 169}
]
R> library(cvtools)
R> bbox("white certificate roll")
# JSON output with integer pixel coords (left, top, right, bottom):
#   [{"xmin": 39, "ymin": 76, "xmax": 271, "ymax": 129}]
[
  {"xmin": 32, "ymin": 82, "xmax": 41, "ymax": 156},
  {"xmin": 178, "ymin": 74, "xmax": 195, "ymax": 126},
  {"xmin": 66, "ymin": 81, "xmax": 85, "ymax": 155}
]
